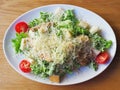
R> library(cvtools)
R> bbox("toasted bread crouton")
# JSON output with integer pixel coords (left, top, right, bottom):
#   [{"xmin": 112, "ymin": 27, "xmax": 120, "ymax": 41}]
[
  {"xmin": 38, "ymin": 22, "xmax": 51, "ymax": 33},
  {"xmin": 49, "ymin": 75, "xmax": 60, "ymax": 83},
  {"xmin": 90, "ymin": 26, "xmax": 100, "ymax": 34},
  {"xmin": 20, "ymin": 38, "xmax": 30, "ymax": 50},
  {"xmin": 79, "ymin": 21, "xmax": 89, "ymax": 29}
]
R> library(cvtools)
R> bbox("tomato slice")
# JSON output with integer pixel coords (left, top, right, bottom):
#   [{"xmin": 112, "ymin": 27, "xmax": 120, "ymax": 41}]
[
  {"xmin": 15, "ymin": 22, "xmax": 28, "ymax": 33},
  {"xmin": 19, "ymin": 60, "xmax": 31, "ymax": 73},
  {"xmin": 96, "ymin": 51, "xmax": 110, "ymax": 64}
]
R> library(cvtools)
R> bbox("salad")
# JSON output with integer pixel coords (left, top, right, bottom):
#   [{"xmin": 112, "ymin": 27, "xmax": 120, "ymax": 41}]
[{"xmin": 12, "ymin": 8, "xmax": 112, "ymax": 83}]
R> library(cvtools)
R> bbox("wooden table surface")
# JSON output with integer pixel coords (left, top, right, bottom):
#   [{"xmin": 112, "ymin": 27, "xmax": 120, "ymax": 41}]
[{"xmin": 0, "ymin": 0, "xmax": 120, "ymax": 90}]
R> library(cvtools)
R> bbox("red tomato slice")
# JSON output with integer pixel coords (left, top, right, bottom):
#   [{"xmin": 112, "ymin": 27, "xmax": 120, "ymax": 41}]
[
  {"xmin": 19, "ymin": 60, "xmax": 31, "ymax": 73},
  {"xmin": 15, "ymin": 22, "xmax": 28, "ymax": 33},
  {"xmin": 96, "ymin": 51, "xmax": 110, "ymax": 64}
]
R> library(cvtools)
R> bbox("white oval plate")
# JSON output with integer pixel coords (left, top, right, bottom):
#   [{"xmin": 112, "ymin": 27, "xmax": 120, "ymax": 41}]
[{"xmin": 3, "ymin": 4, "xmax": 116, "ymax": 85}]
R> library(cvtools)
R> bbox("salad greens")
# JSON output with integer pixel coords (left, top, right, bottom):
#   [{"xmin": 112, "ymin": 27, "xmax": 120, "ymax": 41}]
[
  {"xmin": 30, "ymin": 60, "xmax": 55, "ymax": 78},
  {"xmin": 91, "ymin": 33, "xmax": 112, "ymax": 52},
  {"xmin": 89, "ymin": 61, "xmax": 98, "ymax": 71},
  {"xmin": 61, "ymin": 10, "xmax": 77, "ymax": 23},
  {"xmin": 29, "ymin": 12, "xmax": 51, "ymax": 28},
  {"xmin": 40, "ymin": 12, "xmax": 51, "ymax": 22},
  {"xmin": 56, "ymin": 10, "xmax": 89, "ymax": 37},
  {"xmin": 29, "ymin": 9, "xmax": 89, "ymax": 37},
  {"xmin": 12, "ymin": 33, "xmax": 28, "ymax": 53},
  {"xmin": 29, "ymin": 19, "xmax": 40, "ymax": 28}
]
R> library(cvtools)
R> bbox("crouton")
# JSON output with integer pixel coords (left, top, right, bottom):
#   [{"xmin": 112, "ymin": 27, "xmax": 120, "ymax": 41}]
[
  {"xmin": 90, "ymin": 26, "xmax": 100, "ymax": 34},
  {"xmin": 49, "ymin": 75, "xmax": 60, "ymax": 83},
  {"xmin": 79, "ymin": 21, "xmax": 89, "ymax": 29}
]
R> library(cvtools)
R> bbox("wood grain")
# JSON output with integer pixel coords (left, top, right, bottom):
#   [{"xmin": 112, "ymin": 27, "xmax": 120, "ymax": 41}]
[{"xmin": 0, "ymin": 0, "xmax": 120, "ymax": 90}]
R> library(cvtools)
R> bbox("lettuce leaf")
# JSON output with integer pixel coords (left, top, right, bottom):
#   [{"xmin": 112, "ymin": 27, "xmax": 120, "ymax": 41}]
[
  {"xmin": 91, "ymin": 34, "xmax": 112, "ymax": 52},
  {"xmin": 29, "ymin": 12, "xmax": 51, "ymax": 28},
  {"xmin": 12, "ymin": 33, "xmax": 28, "ymax": 53}
]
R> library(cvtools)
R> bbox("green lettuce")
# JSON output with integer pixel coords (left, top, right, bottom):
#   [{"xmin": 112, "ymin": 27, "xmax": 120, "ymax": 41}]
[
  {"xmin": 30, "ymin": 60, "xmax": 55, "ymax": 78},
  {"xmin": 29, "ymin": 12, "xmax": 51, "ymax": 28},
  {"xmin": 12, "ymin": 33, "xmax": 28, "ymax": 53},
  {"xmin": 91, "ymin": 34, "xmax": 112, "ymax": 52}
]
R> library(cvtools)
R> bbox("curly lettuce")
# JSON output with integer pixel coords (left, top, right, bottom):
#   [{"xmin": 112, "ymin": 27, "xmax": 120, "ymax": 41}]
[
  {"xmin": 12, "ymin": 33, "xmax": 28, "ymax": 53},
  {"xmin": 91, "ymin": 33, "xmax": 112, "ymax": 52}
]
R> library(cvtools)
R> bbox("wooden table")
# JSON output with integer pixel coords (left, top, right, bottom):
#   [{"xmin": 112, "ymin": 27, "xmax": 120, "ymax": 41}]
[{"xmin": 0, "ymin": 0, "xmax": 120, "ymax": 90}]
